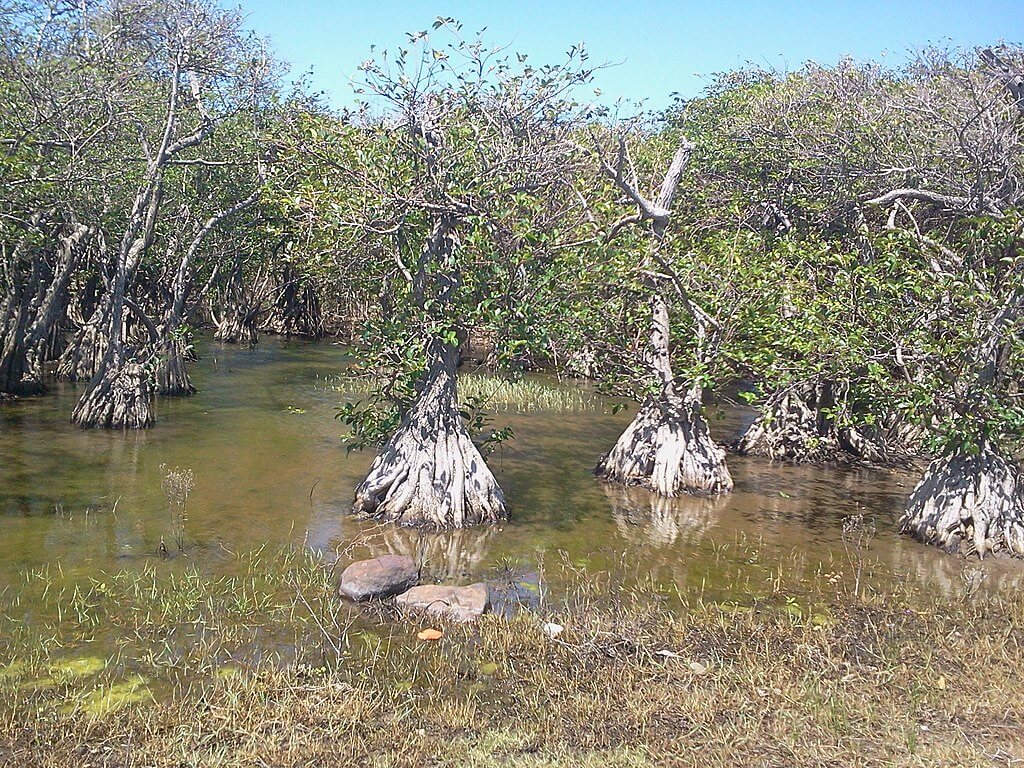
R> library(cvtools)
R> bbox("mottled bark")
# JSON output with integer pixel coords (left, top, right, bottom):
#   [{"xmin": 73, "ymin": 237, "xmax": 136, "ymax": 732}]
[
  {"xmin": 22, "ymin": 224, "xmax": 92, "ymax": 386},
  {"xmin": 215, "ymin": 260, "xmax": 260, "ymax": 346},
  {"xmin": 734, "ymin": 380, "xmax": 910, "ymax": 464},
  {"xmin": 596, "ymin": 138, "xmax": 731, "ymax": 497},
  {"xmin": 159, "ymin": 183, "xmax": 261, "ymax": 393},
  {"xmin": 598, "ymin": 296, "xmax": 733, "ymax": 495},
  {"xmin": 0, "ymin": 300, "xmax": 40, "ymax": 396},
  {"xmin": 900, "ymin": 447, "xmax": 1024, "ymax": 557},
  {"xmin": 0, "ymin": 230, "xmax": 44, "ymax": 395},
  {"xmin": 263, "ymin": 266, "xmax": 324, "ymax": 338},
  {"xmin": 71, "ymin": 356, "xmax": 153, "ymax": 429},
  {"xmin": 214, "ymin": 304, "xmax": 259, "ymax": 346},
  {"xmin": 72, "ymin": 47, "xmax": 220, "ymax": 428},
  {"xmin": 597, "ymin": 297, "xmax": 732, "ymax": 495},
  {"xmin": 69, "ymin": 208, "xmax": 153, "ymax": 425},
  {"xmin": 598, "ymin": 389, "xmax": 733, "ymax": 496},
  {"xmin": 352, "ymin": 339, "xmax": 506, "ymax": 528},
  {"xmin": 57, "ymin": 312, "xmax": 109, "ymax": 382},
  {"xmin": 899, "ymin": 282, "xmax": 1024, "ymax": 556},
  {"xmin": 154, "ymin": 335, "xmax": 194, "ymax": 396}
]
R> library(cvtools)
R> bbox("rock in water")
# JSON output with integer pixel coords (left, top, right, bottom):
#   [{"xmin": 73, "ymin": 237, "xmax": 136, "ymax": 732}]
[
  {"xmin": 395, "ymin": 583, "xmax": 489, "ymax": 622},
  {"xmin": 338, "ymin": 555, "xmax": 419, "ymax": 601}
]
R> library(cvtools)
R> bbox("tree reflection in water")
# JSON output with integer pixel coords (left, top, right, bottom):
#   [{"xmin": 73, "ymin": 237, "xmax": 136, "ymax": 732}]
[
  {"xmin": 369, "ymin": 525, "xmax": 496, "ymax": 583},
  {"xmin": 604, "ymin": 483, "xmax": 727, "ymax": 547},
  {"xmin": 888, "ymin": 539, "xmax": 1024, "ymax": 598}
]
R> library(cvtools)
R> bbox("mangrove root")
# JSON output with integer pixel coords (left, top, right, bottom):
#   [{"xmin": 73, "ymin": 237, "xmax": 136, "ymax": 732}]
[
  {"xmin": 71, "ymin": 356, "xmax": 153, "ymax": 429},
  {"xmin": 900, "ymin": 448, "xmax": 1024, "ymax": 558},
  {"xmin": 597, "ymin": 393, "xmax": 733, "ymax": 496},
  {"xmin": 352, "ymin": 341, "xmax": 506, "ymax": 528}
]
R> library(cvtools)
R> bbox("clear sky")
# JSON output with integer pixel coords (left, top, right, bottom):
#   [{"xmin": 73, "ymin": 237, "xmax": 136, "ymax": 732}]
[{"xmin": 239, "ymin": 0, "xmax": 1022, "ymax": 109}]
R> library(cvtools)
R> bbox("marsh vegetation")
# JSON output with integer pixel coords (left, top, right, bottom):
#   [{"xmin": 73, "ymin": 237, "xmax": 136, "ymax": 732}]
[
  {"xmin": 2, "ymin": 540, "xmax": 1023, "ymax": 767},
  {"xmin": 2, "ymin": 0, "xmax": 1024, "ymax": 763}
]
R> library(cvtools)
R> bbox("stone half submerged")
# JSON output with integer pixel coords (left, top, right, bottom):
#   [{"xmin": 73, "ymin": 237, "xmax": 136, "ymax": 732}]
[
  {"xmin": 395, "ymin": 583, "xmax": 489, "ymax": 623},
  {"xmin": 338, "ymin": 554, "xmax": 419, "ymax": 602},
  {"xmin": 337, "ymin": 554, "xmax": 491, "ymax": 622}
]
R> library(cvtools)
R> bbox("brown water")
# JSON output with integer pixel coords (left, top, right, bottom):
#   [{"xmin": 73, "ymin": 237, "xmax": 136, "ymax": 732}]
[{"xmin": 0, "ymin": 336, "xmax": 1021, "ymax": 616}]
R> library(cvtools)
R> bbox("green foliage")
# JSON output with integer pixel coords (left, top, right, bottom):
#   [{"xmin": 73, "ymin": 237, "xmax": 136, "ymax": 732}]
[
  {"xmin": 333, "ymin": 384, "xmax": 515, "ymax": 454},
  {"xmin": 5, "ymin": 2, "xmax": 1023, "ymax": 466},
  {"xmin": 277, "ymin": 23, "xmax": 599, "ymax": 438},
  {"xmin": 658, "ymin": 48, "xmax": 1024, "ymax": 456},
  {"xmin": 459, "ymin": 394, "xmax": 515, "ymax": 455},
  {"xmin": 335, "ymin": 397, "xmax": 404, "ymax": 453}
]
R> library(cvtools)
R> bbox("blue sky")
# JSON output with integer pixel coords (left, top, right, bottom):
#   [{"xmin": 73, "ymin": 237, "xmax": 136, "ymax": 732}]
[{"xmin": 240, "ymin": 0, "xmax": 1021, "ymax": 109}]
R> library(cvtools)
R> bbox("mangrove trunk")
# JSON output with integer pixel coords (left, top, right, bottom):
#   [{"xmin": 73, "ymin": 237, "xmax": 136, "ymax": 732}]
[
  {"xmin": 71, "ymin": 354, "xmax": 153, "ymax": 429},
  {"xmin": 154, "ymin": 333, "xmax": 194, "ymax": 396},
  {"xmin": 899, "ymin": 446, "xmax": 1024, "ymax": 557},
  {"xmin": 214, "ymin": 303, "xmax": 259, "ymax": 346},
  {"xmin": 596, "ymin": 295, "xmax": 733, "ymax": 496},
  {"xmin": 352, "ymin": 340, "xmax": 506, "ymax": 528},
  {"xmin": 263, "ymin": 266, "xmax": 324, "ymax": 338},
  {"xmin": 735, "ymin": 380, "xmax": 896, "ymax": 464}
]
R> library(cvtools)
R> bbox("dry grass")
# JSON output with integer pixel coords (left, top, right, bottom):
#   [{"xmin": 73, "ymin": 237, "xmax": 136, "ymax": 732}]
[{"xmin": 0, "ymin": 545, "xmax": 1021, "ymax": 767}]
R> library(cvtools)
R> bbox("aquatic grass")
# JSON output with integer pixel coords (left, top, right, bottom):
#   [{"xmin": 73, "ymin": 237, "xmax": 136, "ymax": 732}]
[
  {"xmin": 0, "ymin": 546, "xmax": 346, "ymax": 696},
  {"xmin": 0, "ymin": 542, "xmax": 1021, "ymax": 766},
  {"xmin": 330, "ymin": 372, "xmax": 612, "ymax": 413},
  {"xmin": 159, "ymin": 464, "xmax": 194, "ymax": 555},
  {"xmin": 457, "ymin": 374, "xmax": 610, "ymax": 413}
]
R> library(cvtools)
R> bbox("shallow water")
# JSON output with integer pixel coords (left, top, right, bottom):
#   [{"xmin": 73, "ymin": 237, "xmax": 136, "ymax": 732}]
[{"xmin": 0, "ymin": 336, "xmax": 1020, "ymax": 619}]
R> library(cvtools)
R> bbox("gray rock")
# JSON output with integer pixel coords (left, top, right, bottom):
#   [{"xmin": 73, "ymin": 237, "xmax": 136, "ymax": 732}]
[
  {"xmin": 395, "ymin": 583, "xmax": 489, "ymax": 622},
  {"xmin": 338, "ymin": 554, "xmax": 419, "ymax": 602}
]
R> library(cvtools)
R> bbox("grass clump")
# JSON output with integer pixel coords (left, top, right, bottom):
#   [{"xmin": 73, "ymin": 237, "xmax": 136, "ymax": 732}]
[
  {"xmin": 332, "ymin": 372, "xmax": 609, "ymax": 413},
  {"xmin": 0, "ymin": 546, "xmax": 1021, "ymax": 766},
  {"xmin": 457, "ymin": 374, "xmax": 608, "ymax": 413}
]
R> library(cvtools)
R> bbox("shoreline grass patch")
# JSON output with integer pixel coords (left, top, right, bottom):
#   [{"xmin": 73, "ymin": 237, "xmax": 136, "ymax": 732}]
[{"xmin": 0, "ymin": 544, "xmax": 1021, "ymax": 766}]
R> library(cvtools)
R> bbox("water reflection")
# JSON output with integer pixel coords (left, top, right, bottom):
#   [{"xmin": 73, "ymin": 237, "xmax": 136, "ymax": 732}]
[
  {"xmin": 605, "ymin": 483, "xmax": 727, "ymax": 547},
  {"xmin": 368, "ymin": 525, "xmax": 497, "ymax": 583},
  {"xmin": 0, "ymin": 335, "xmax": 1021, "ymax": 613},
  {"xmin": 886, "ymin": 539, "xmax": 1024, "ymax": 596}
]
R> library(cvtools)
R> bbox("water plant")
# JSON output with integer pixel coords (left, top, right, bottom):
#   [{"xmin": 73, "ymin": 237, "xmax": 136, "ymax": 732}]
[
  {"xmin": 334, "ymin": 372, "xmax": 610, "ymax": 414},
  {"xmin": 159, "ymin": 464, "xmax": 195, "ymax": 555}
]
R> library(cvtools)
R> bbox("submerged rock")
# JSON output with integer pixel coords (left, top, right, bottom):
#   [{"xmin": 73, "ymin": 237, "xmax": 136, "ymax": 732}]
[
  {"xmin": 395, "ymin": 583, "xmax": 489, "ymax": 622},
  {"xmin": 339, "ymin": 554, "xmax": 419, "ymax": 601},
  {"xmin": 487, "ymin": 570, "xmax": 543, "ymax": 618}
]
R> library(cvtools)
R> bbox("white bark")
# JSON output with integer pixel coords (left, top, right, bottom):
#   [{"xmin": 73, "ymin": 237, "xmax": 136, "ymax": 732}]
[
  {"xmin": 598, "ymin": 288, "xmax": 733, "ymax": 496},
  {"xmin": 596, "ymin": 136, "xmax": 732, "ymax": 497},
  {"xmin": 57, "ymin": 312, "xmax": 109, "ymax": 382},
  {"xmin": 597, "ymin": 387, "xmax": 733, "ymax": 496},
  {"xmin": 71, "ymin": 357, "xmax": 153, "ymax": 429},
  {"xmin": 735, "ymin": 380, "xmax": 923, "ymax": 465},
  {"xmin": 900, "ymin": 447, "xmax": 1024, "ymax": 557},
  {"xmin": 352, "ymin": 340, "xmax": 505, "ymax": 528},
  {"xmin": 154, "ymin": 335, "xmax": 194, "ymax": 396},
  {"xmin": 214, "ymin": 308, "xmax": 259, "ymax": 346}
]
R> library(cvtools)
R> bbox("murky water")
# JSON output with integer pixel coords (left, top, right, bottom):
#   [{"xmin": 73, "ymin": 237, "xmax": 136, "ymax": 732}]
[{"xmin": 0, "ymin": 336, "xmax": 1021, "ymax": 622}]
